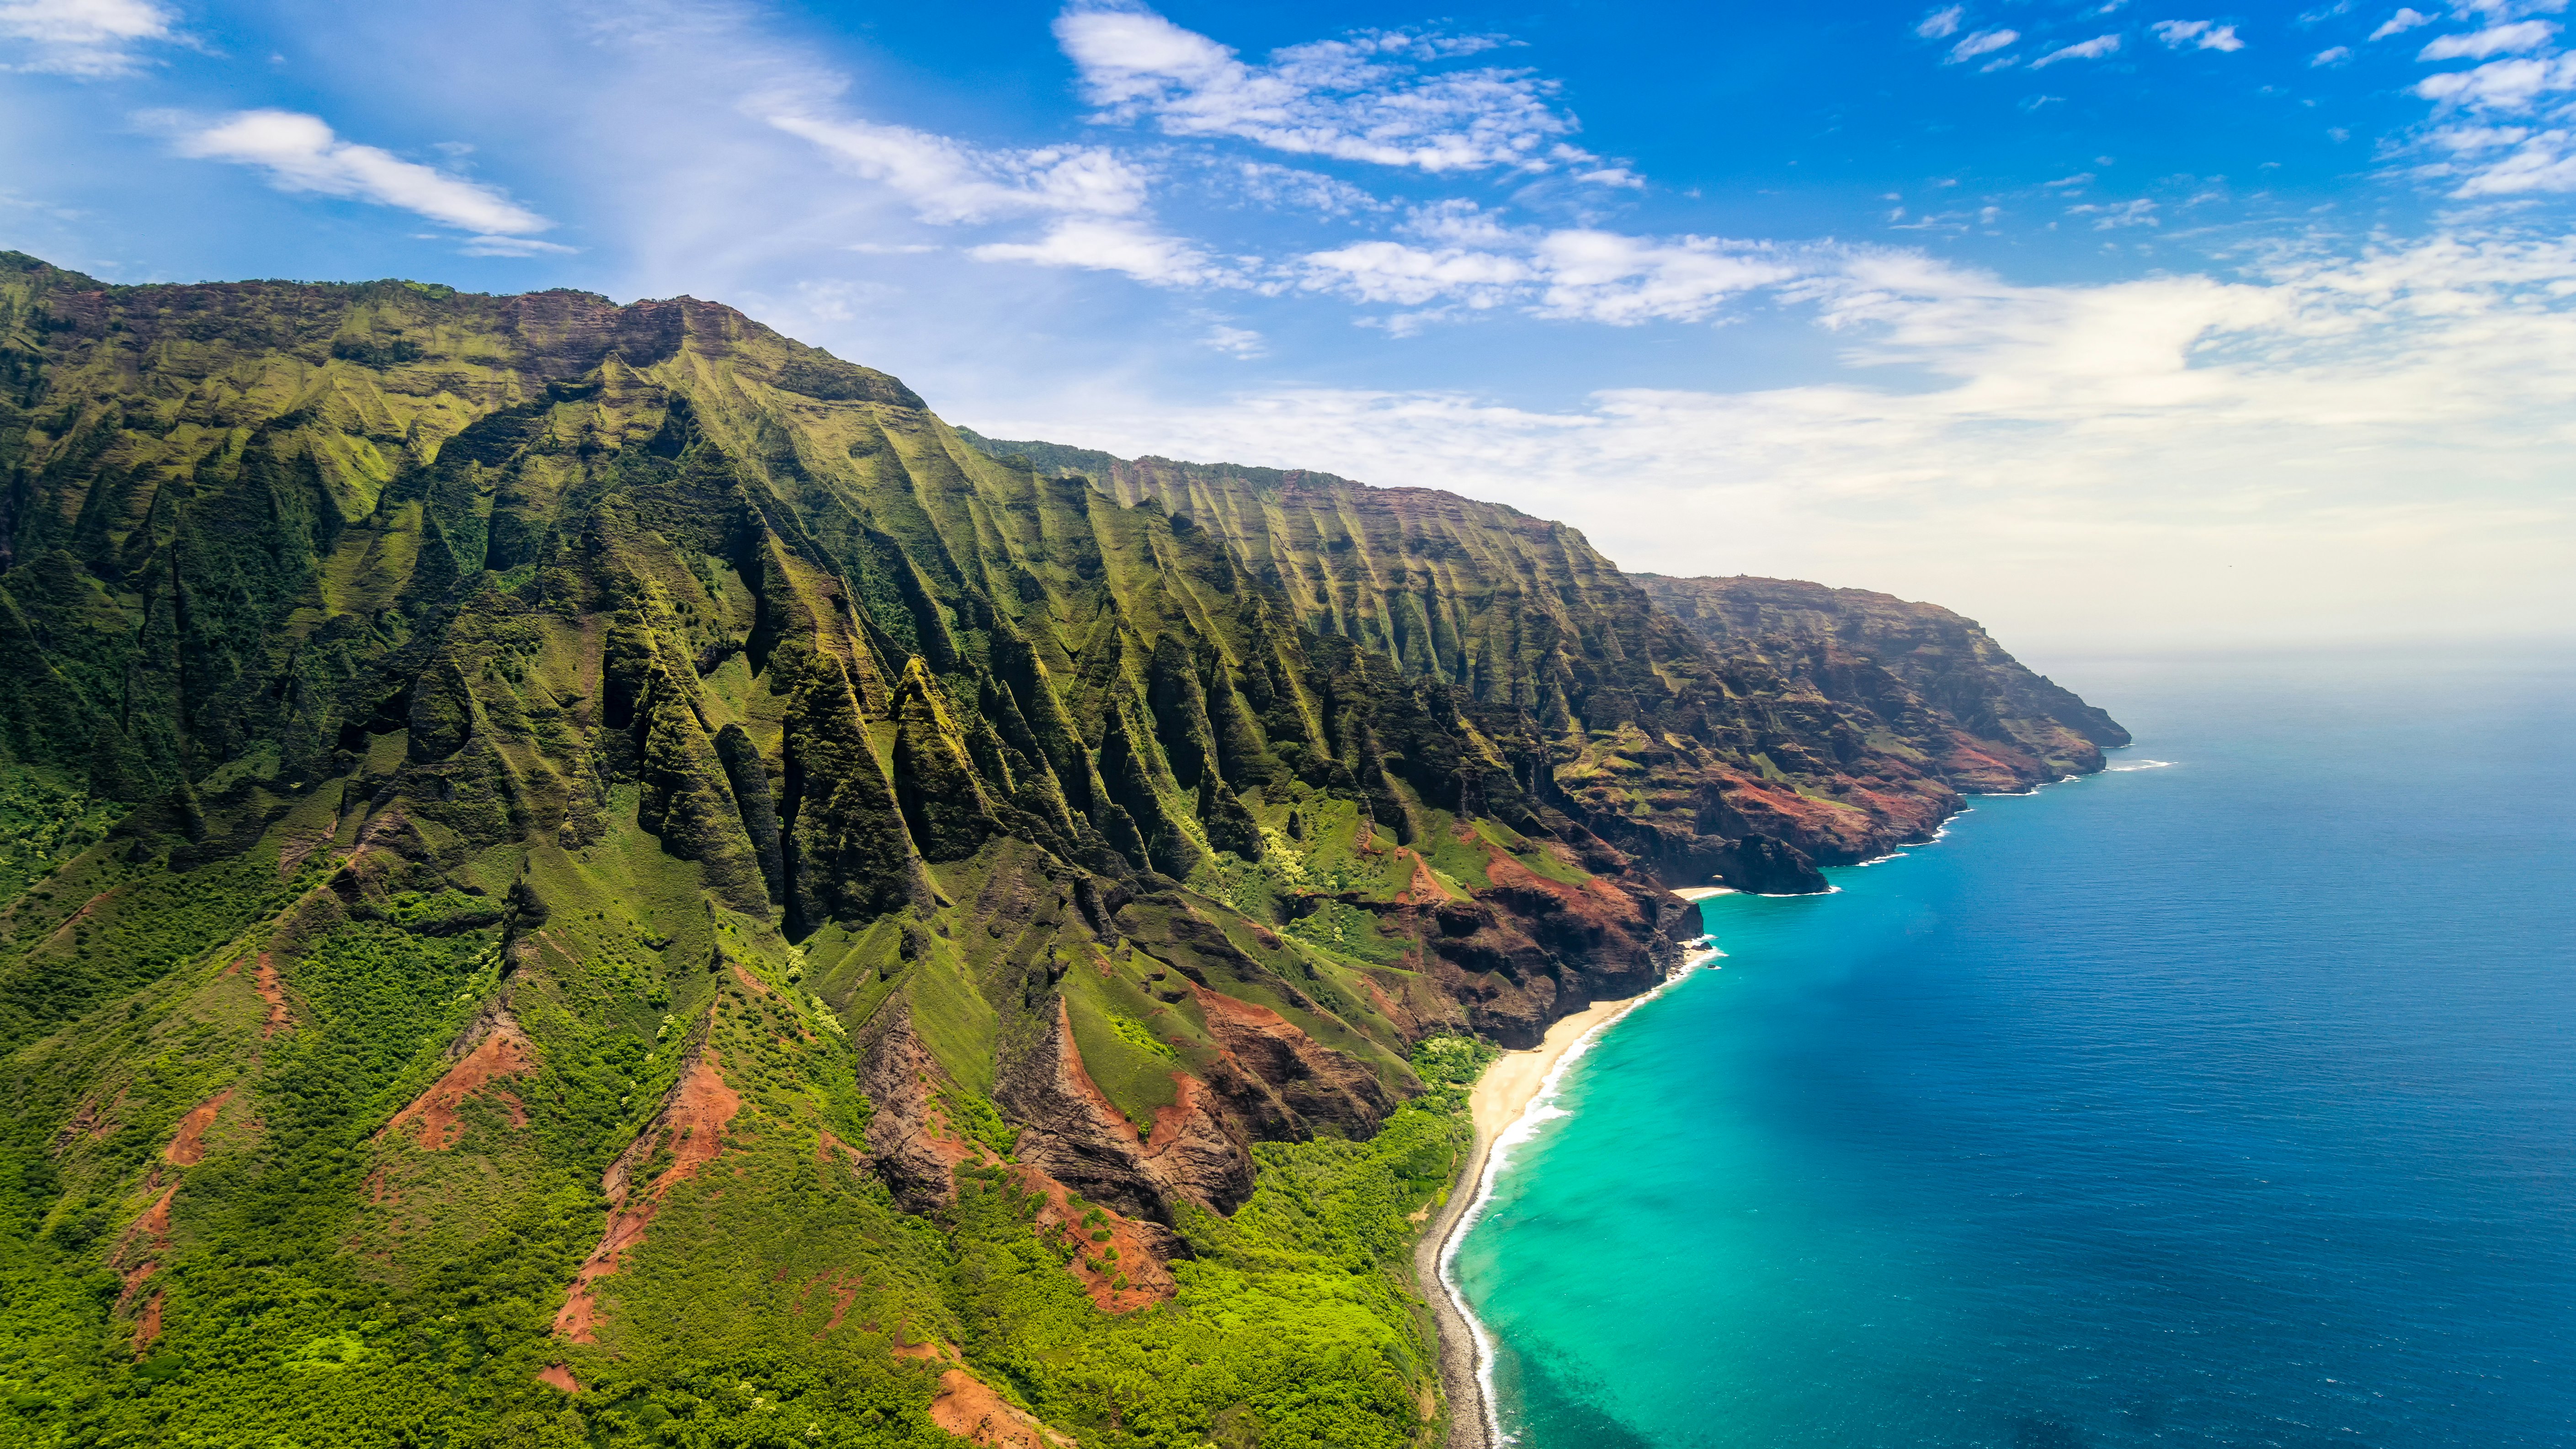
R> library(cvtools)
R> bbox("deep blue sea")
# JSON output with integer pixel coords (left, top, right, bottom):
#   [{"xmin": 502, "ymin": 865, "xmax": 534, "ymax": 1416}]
[{"xmin": 1452, "ymin": 652, "xmax": 2576, "ymax": 1448}]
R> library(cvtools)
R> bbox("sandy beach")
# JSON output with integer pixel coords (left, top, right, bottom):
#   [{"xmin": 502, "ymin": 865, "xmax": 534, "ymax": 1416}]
[
  {"xmin": 1670, "ymin": 884, "xmax": 1736, "ymax": 902},
  {"xmin": 1415, "ymin": 992, "xmax": 1662, "ymax": 1449}
]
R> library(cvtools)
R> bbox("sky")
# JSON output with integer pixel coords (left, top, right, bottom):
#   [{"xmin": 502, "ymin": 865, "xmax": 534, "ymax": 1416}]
[{"xmin": 3, "ymin": 0, "xmax": 2572, "ymax": 655}]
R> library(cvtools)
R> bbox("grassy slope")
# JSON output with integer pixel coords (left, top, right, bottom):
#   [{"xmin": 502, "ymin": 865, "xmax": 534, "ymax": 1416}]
[{"xmin": 0, "ymin": 256, "xmax": 2116, "ymax": 1449}]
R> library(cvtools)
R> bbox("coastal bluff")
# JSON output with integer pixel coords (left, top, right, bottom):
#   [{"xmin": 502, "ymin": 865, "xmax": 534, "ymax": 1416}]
[{"xmin": 0, "ymin": 253, "xmax": 2121, "ymax": 1448}]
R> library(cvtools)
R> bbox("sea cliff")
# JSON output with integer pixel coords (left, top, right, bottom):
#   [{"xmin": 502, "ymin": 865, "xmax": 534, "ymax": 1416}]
[{"xmin": 0, "ymin": 254, "xmax": 2119, "ymax": 1447}]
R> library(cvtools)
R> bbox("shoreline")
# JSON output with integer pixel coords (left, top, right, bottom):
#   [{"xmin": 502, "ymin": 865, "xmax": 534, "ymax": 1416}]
[{"xmin": 1416, "ymin": 959, "xmax": 1708, "ymax": 1448}]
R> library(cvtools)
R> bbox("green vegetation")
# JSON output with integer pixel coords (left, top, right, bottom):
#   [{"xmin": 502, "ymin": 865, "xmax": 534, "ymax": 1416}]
[
  {"xmin": 0, "ymin": 772, "xmax": 116, "ymax": 902},
  {"xmin": 0, "ymin": 254, "xmax": 2114, "ymax": 1447}
]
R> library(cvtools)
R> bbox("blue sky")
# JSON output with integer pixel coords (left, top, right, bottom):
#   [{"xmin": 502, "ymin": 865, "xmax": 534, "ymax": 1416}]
[{"xmin": 4, "ymin": 0, "xmax": 2571, "ymax": 650}]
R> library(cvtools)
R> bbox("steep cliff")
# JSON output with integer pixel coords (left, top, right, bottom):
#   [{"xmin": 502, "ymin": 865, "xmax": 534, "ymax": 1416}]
[
  {"xmin": 1634, "ymin": 573, "xmax": 2131, "ymax": 791},
  {"xmin": 0, "ymin": 254, "xmax": 2122, "ymax": 1448}
]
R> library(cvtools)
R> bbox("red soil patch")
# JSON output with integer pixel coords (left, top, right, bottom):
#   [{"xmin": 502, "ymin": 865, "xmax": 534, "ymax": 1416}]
[
  {"xmin": 379, "ymin": 1015, "xmax": 534, "ymax": 1150},
  {"xmin": 276, "ymin": 824, "xmax": 346, "ymax": 880},
  {"xmin": 126, "ymin": 1183, "xmax": 177, "ymax": 1248},
  {"xmin": 41, "ymin": 887, "xmax": 123, "ymax": 950},
  {"xmin": 163, "ymin": 1089, "xmax": 232, "ymax": 1167},
  {"xmin": 1395, "ymin": 850, "xmax": 1452, "ymax": 906},
  {"xmin": 1011, "ymin": 1157, "xmax": 1176, "ymax": 1313},
  {"xmin": 252, "ymin": 955, "xmax": 294, "ymax": 1038},
  {"xmin": 789, "ymin": 1267, "xmax": 868, "ymax": 1338},
  {"xmin": 117, "ymin": 1257, "xmax": 159, "ymax": 1309},
  {"xmin": 553, "ymin": 1047, "xmax": 743, "ymax": 1342},
  {"xmin": 891, "ymin": 1327, "xmax": 957, "ymax": 1362},
  {"xmin": 59, "ymin": 1092, "xmax": 122, "ymax": 1148},
  {"xmin": 1358, "ymin": 977, "xmax": 1419, "ymax": 1035},
  {"xmin": 132, "ymin": 1291, "xmax": 165, "ymax": 1353},
  {"xmin": 537, "ymin": 1364, "xmax": 585, "ymax": 1394},
  {"xmin": 929, "ymin": 1369, "xmax": 1075, "ymax": 1449},
  {"xmin": 1007, "ymin": 1008, "xmax": 1181, "ymax": 1310},
  {"xmin": 1144, "ymin": 1069, "xmax": 1219, "ymax": 1159},
  {"xmin": 111, "ymin": 1181, "xmax": 181, "ymax": 1317},
  {"xmin": 1054, "ymin": 1002, "xmax": 1143, "ymax": 1148}
]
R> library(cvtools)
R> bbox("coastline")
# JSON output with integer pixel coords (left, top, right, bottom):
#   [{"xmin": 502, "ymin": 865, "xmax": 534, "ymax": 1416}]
[{"xmin": 1416, "ymin": 962, "xmax": 1708, "ymax": 1449}]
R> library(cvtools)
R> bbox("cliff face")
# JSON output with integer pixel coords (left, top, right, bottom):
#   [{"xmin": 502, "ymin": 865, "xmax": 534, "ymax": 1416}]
[
  {"xmin": 1634, "ymin": 573, "xmax": 2132, "ymax": 792},
  {"xmin": 0, "ymin": 254, "xmax": 2122, "ymax": 1447}
]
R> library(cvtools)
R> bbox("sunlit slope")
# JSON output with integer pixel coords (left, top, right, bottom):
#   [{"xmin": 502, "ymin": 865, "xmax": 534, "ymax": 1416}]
[{"xmin": 0, "ymin": 253, "xmax": 2118, "ymax": 1448}]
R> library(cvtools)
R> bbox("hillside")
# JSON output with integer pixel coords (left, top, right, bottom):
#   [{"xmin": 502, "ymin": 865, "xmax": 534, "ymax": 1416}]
[
  {"xmin": 1632, "ymin": 573, "xmax": 2131, "ymax": 792},
  {"xmin": 0, "ymin": 255, "xmax": 2121, "ymax": 1449}
]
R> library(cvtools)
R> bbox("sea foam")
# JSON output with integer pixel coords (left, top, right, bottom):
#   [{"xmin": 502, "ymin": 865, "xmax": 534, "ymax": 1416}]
[{"xmin": 1438, "ymin": 952, "xmax": 1708, "ymax": 1445}]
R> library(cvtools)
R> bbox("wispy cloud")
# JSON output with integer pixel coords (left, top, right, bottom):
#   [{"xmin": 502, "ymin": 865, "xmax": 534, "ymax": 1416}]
[
  {"xmin": 1299, "ymin": 239, "xmax": 1533, "ymax": 309},
  {"xmin": 2418, "ymin": 20, "xmax": 2560, "ymax": 59},
  {"xmin": 2414, "ymin": 53, "xmax": 2576, "ymax": 109},
  {"xmin": 163, "ymin": 109, "xmax": 563, "ymax": 248},
  {"xmin": 2068, "ymin": 197, "xmax": 2161, "ymax": 226},
  {"xmin": 1053, "ymin": 0, "xmax": 1616, "ymax": 177},
  {"xmin": 969, "ymin": 218, "xmax": 1235, "ymax": 286},
  {"xmin": 2371, "ymin": 8, "xmax": 2436, "ymax": 40},
  {"xmin": 1916, "ymin": 6, "xmax": 1966, "ymax": 39},
  {"xmin": 2440, "ymin": 128, "xmax": 2576, "ymax": 192},
  {"xmin": 0, "ymin": 0, "xmax": 176, "ymax": 77},
  {"xmin": 1948, "ymin": 27, "xmax": 2021, "ymax": 62},
  {"xmin": 767, "ymin": 110, "xmax": 1148, "ymax": 225},
  {"xmin": 1003, "ymin": 234, "xmax": 2576, "ymax": 647},
  {"xmin": 1296, "ymin": 207, "xmax": 1802, "ymax": 326},
  {"xmin": 2033, "ymin": 34, "xmax": 2124, "ymax": 66},
  {"xmin": 2152, "ymin": 19, "xmax": 2248, "ymax": 50},
  {"xmin": 1199, "ymin": 321, "xmax": 1264, "ymax": 357},
  {"xmin": 2313, "ymin": 44, "xmax": 2354, "ymax": 64},
  {"xmin": 1533, "ymin": 231, "xmax": 1800, "ymax": 324},
  {"xmin": 1230, "ymin": 160, "xmax": 1385, "ymax": 215}
]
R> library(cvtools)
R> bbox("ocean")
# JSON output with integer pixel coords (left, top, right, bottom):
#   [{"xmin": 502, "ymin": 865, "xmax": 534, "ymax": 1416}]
[{"xmin": 1450, "ymin": 651, "xmax": 2576, "ymax": 1448}]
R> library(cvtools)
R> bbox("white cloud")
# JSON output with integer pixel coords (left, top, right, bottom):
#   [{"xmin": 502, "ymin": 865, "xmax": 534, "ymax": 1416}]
[
  {"xmin": 1916, "ymin": 5, "xmax": 1966, "ymax": 39},
  {"xmin": 168, "ymin": 110, "xmax": 557, "ymax": 240},
  {"xmin": 2314, "ymin": 44, "xmax": 2355, "ymax": 62},
  {"xmin": 2371, "ymin": 8, "xmax": 2437, "ymax": 38},
  {"xmin": 2033, "ymin": 33, "xmax": 2124, "ymax": 65},
  {"xmin": 768, "ymin": 111, "xmax": 1148, "ymax": 224},
  {"xmin": 2152, "ymin": 19, "xmax": 2248, "ymax": 49},
  {"xmin": 2418, "ymin": 20, "xmax": 2560, "ymax": 57},
  {"xmin": 2441, "ymin": 128, "xmax": 2576, "ymax": 191},
  {"xmin": 1947, "ymin": 27, "xmax": 2020, "ymax": 61},
  {"xmin": 1200, "ymin": 322, "xmax": 1264, "ymax": 357},
  {"xmin": 1293, "ymin": 208, "xmax": 1803, "ymax": 324},
  {"xmin": 1231, "ymin": 160, "xmax": 1384, "ymax": 214},
  {"xmin": 2450, "ymin": 0, "xmax": 2570, "ymax": 18},
  {"xmin": 0, "ymin": 0, "xmax": 175, "ymax": 77},
  {"xmin": 2068, "ymin": 197, "xmax": 2162, "ymax": 226},
  {"xmin": 2414, "ymin": 52, "xmax": 2576, "ymax": 109},
  {"xmin": 1532, "ymin": 231, "xmax": 1800, "ymax": 324},
  {"xmin": 1299, "ymin": 239, "xmax": 1533, "ymax": 308},
  {"xmin": 968, "ymin": 218, "xmax": 1230, "ymax": 286},
  {"xmin": 1053, "ymin": 0, "xmax": 1610, "ymax": 176}
]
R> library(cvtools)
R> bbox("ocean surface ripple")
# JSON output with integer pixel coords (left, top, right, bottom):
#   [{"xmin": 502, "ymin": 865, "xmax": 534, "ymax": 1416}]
[{"xmin": 1453, "ymin": 652, "xmax": 2576, "ymax": 1448}]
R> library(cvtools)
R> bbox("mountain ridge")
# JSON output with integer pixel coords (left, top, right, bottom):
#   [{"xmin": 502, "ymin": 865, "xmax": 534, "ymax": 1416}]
[{"xmin": 0, "ymin": 255, "xmax": 2121, "ymax": 1449}]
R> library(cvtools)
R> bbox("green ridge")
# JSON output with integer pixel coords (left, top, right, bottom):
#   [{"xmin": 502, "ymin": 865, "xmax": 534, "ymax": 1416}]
[{"xmin": 0, "ymin": 255, "xmax": 2121, "ymax": 1449}]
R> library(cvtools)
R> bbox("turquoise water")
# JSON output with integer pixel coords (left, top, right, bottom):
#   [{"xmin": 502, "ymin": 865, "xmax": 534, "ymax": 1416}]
[{"xmin": 1453, "ymin": 653, "xmax": 2576, "ymax": 1448}]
